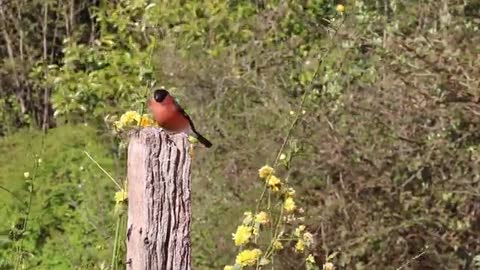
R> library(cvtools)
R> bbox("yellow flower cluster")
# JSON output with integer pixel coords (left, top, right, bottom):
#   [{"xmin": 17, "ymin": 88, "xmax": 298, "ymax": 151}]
[
  {"xmin": 258, "ymin": 165, "xmax": 274, "ymax": 178},
  {"xmin": 232, "ymin": 225, "xmax": 252, "ymax": 246},
  {"xmin": 255, "ymin": 211, "xmax": 269, "ymax": 224},
  {"xmin": 295, "ymin": 239, "xmax": 305, "ymax": 253},
  {"xmin": 114, "ymin": 189, "xmax": 128, "ymax": 204},
  {"xmin": 267, "ymin": 175, "xmax": 282, "ymax": 192},
  {"xmin": 224, "ymin": 165, "xmax": 308, "ymax": 267},
  {"xmin": 114, "ymin": 110, "xmax": 155, "ymax": 130},
  {"xmin": 139, "ymin": 116, "xmax": 154, "ymax": 127},
  {"xmin": 235, "ymin": 249, "xmax": 262, "ymax": 267},
  {"xmin": 294, "ymin": 225, "xmax": 306, "ymax": 237},
  {"xmin": 292, "ymin": 225, "xmax": 314, "ymax": 253},
  {"xmin": 273, "ymin": 240, "xmax": 284, "ymax": 250},
  {"xmin": 259, "ymin": 165, "xmax": 283, "ymax": 192},
  {"xmin": 336, "ymin": 4, "xmax": 345, "ymax": 13},
  {"xmin": 284, "ymin": 197, "xmax": 296, "ymax": 212},
  {"xmin": 116, "ymin": 111, "xmax": 139, "ymax": 128}
]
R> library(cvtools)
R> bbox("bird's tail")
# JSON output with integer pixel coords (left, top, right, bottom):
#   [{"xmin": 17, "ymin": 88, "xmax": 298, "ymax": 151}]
[{"xmin": 193, "ymin": 131, "xmax": 213, "ymax": 148}]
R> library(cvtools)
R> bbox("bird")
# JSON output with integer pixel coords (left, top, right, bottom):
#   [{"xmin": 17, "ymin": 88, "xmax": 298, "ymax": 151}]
[{"xmin": 148, "ymin": 88, "xmax": 213, "ymax": 148}]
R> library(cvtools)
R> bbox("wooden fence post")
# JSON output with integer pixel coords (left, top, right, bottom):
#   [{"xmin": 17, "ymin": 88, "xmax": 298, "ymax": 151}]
[{"xmin": 126, "ymin": 128, "xmax": 192, "ymax": 270}]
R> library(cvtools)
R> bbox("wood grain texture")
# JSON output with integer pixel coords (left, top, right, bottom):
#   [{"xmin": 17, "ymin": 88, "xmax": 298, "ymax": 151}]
[{"xmin": 127, "ymin": 128, "xmax": 192, "ymax": 270}]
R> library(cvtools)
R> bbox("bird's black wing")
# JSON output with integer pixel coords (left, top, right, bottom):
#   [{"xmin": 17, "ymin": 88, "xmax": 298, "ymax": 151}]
[
  {"xmin": 173, "ymin": 99, "xmax": 213, "ymax": 148},
  {"xmin": 173, "ymin": 99, "xmax": 198, "ymax": 132}
]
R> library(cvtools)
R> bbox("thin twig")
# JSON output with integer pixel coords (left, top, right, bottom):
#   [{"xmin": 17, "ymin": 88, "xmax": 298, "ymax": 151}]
[
  {"xmin": 83, "ymin": 151, "xmax": 123, "ymax": 190},
  {"xmin": 396, "ymin": 248, "xmax": 428, "ymax": 270},
  {"xmin": 0, "ymin": 185, "xmax": 23, "ymax": 204},
  {"xmin": 14, "ymin": 161, "xmax": 38, "ymax": 269}
]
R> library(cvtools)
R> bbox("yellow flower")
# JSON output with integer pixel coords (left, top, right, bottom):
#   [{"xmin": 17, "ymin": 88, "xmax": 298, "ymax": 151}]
[
  {"xmin": 295, "ymin": 239, "xmax": 305, "ymax": 253},
  {"xmin": 258, "ymin": 165, "xmax": 274, "ymax": 178},
  {"xmin": 255, "ymin": 211, "xmax": 269, "ymax": 224},
  {"xmin": 336, "ymin": 4, "xmax": 345, "ymax": 13},
  {"xmin": 114, "ymin": 121, "xmax": 124, "ymax": 130},
  {"xmin": 279, "ymin": 153, "xmax": 286, "ymax": 160},
  {"xmin": 306, "ymin": 254, "xmax": 315, "ymax": 264},
  {"xmin": 323, "ymin": 262, "xmax": 335, "ymax": 270},
  {"xmin": 232, "ymin": 225, "xmax": 252, "ymax": 246},
  {"xmin": 267, "ymin": 175, "xmax": 282, "ymax": 192},
  {"xmin": 23, "ymin": 172, "xmax": 30, "ymax": 178},
  {"xmin": 115, "ymin": 189, "xmax": 128, "ymax": 204},
  {"xmin": 115, "ymin": 110, "xmax": 141, "ymax": 130},
  {"xmin": 273, "ymin": 240, "xmax": 284, "ymax": 250},
  {"xmin": 235, "ymin": 249, "xmax": 262, "ymax": 267},
  {"xmin": 120, "ymin": 110, "xmax": 140, "ymax": 124},
  {"xmin": 284, "ymin": 197, "xmax": 296, "ymax": 213},
  {"xmin": 139, "ymin": 115, "xmax": 155, "ymax": 127},
  {"xmin": 294, "ymin": 225, "xmax": 306, "ymax": 237},
  {"xmin": 224, "ymin": 266, "xmax": 234, "ymax": 270}
]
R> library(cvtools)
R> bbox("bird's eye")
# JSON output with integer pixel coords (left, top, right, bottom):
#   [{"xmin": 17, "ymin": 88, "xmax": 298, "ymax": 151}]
[{"xmin": 153, "ymin": 89, "xmax": 168, "ymax": 102}]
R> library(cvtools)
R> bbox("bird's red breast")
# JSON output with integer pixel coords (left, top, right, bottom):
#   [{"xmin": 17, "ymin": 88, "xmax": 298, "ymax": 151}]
[{"xmin": 148, "ymin": 95, "xmax": 191, "ymax": 132}]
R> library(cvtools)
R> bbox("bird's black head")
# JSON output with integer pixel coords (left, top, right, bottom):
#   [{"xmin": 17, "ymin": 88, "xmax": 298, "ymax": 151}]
[{"xmin": 153, "ymin": 88, "xmax": 169, "ymax": 103}]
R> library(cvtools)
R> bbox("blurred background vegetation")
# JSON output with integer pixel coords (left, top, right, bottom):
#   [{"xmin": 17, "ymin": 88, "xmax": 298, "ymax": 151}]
[{"xmin": 1, "ymin": 0, "xmax": 480, "ymax": 269}]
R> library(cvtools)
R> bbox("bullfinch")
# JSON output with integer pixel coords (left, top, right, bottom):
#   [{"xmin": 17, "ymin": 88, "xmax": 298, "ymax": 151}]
[{"xmin": 148, "ymin": 88, "xmax": 213, "ymax": 148}]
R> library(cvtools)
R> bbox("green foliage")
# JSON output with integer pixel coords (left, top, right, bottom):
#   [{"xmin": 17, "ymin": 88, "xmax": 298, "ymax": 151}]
[
  {"xmin": 0, "ymin": 125, "xmax": 118, "ymax": 269},
  {"xmin": 50, "ymin": 1, "xmax": 157, "ymax": 121}
]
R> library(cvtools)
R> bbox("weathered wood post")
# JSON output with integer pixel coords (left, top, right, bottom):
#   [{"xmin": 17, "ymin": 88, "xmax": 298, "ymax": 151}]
[{"xmin": 126, "ymin": 128, "xmax": 192, "ymax": 270}]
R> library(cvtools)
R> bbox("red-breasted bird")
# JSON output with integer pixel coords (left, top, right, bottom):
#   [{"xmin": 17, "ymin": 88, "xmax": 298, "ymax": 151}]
[{"xmin": 148, "ymin": 88, "xmax": 213, "ymax": 148}]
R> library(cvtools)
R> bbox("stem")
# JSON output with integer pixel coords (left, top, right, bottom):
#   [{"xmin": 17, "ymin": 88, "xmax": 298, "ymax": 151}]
[
  {"xmin": 84, "ymin": 151, "xmax": 123, "ymax": 190},
  {"xmin": 14, "ymin": 161, "xmax": 38, "ymax": 269},
  {"xmin": 12, "ymin": 112, "xmax": 48, "ymax": 268},
  {"xmin": 42, "ymin": 2, "xmax": 50, "ymax": 132},
  {"xmin": 0, "ymin": 185, "xmax": 23, "ymax": 204},
  {"xmin": 265, "ymin": 206, "xmax": 284, "ymax": 258},
  {"xmin": 257, "ymin": 15, "xmax": 348, "ymax": 266},
  {"xmin": 255, "ymin": 16, "xmax": 346, "ymax": 211},
  {"xmin": 396, "ymin": 247, "xmax": 428, "ymax": 270},
  {"xmin": 111, "ymin": 216, "xmax": 122, "ymax": 270},
  {"xmin": 255, "ymin": 182, "xmax": 268, "ymax": 213}
]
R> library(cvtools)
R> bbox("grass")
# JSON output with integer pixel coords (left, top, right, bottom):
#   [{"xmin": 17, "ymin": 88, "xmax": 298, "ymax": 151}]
[{"xmin": 0, "ymin": 125, "xmax": 118, "ymax": 269}]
